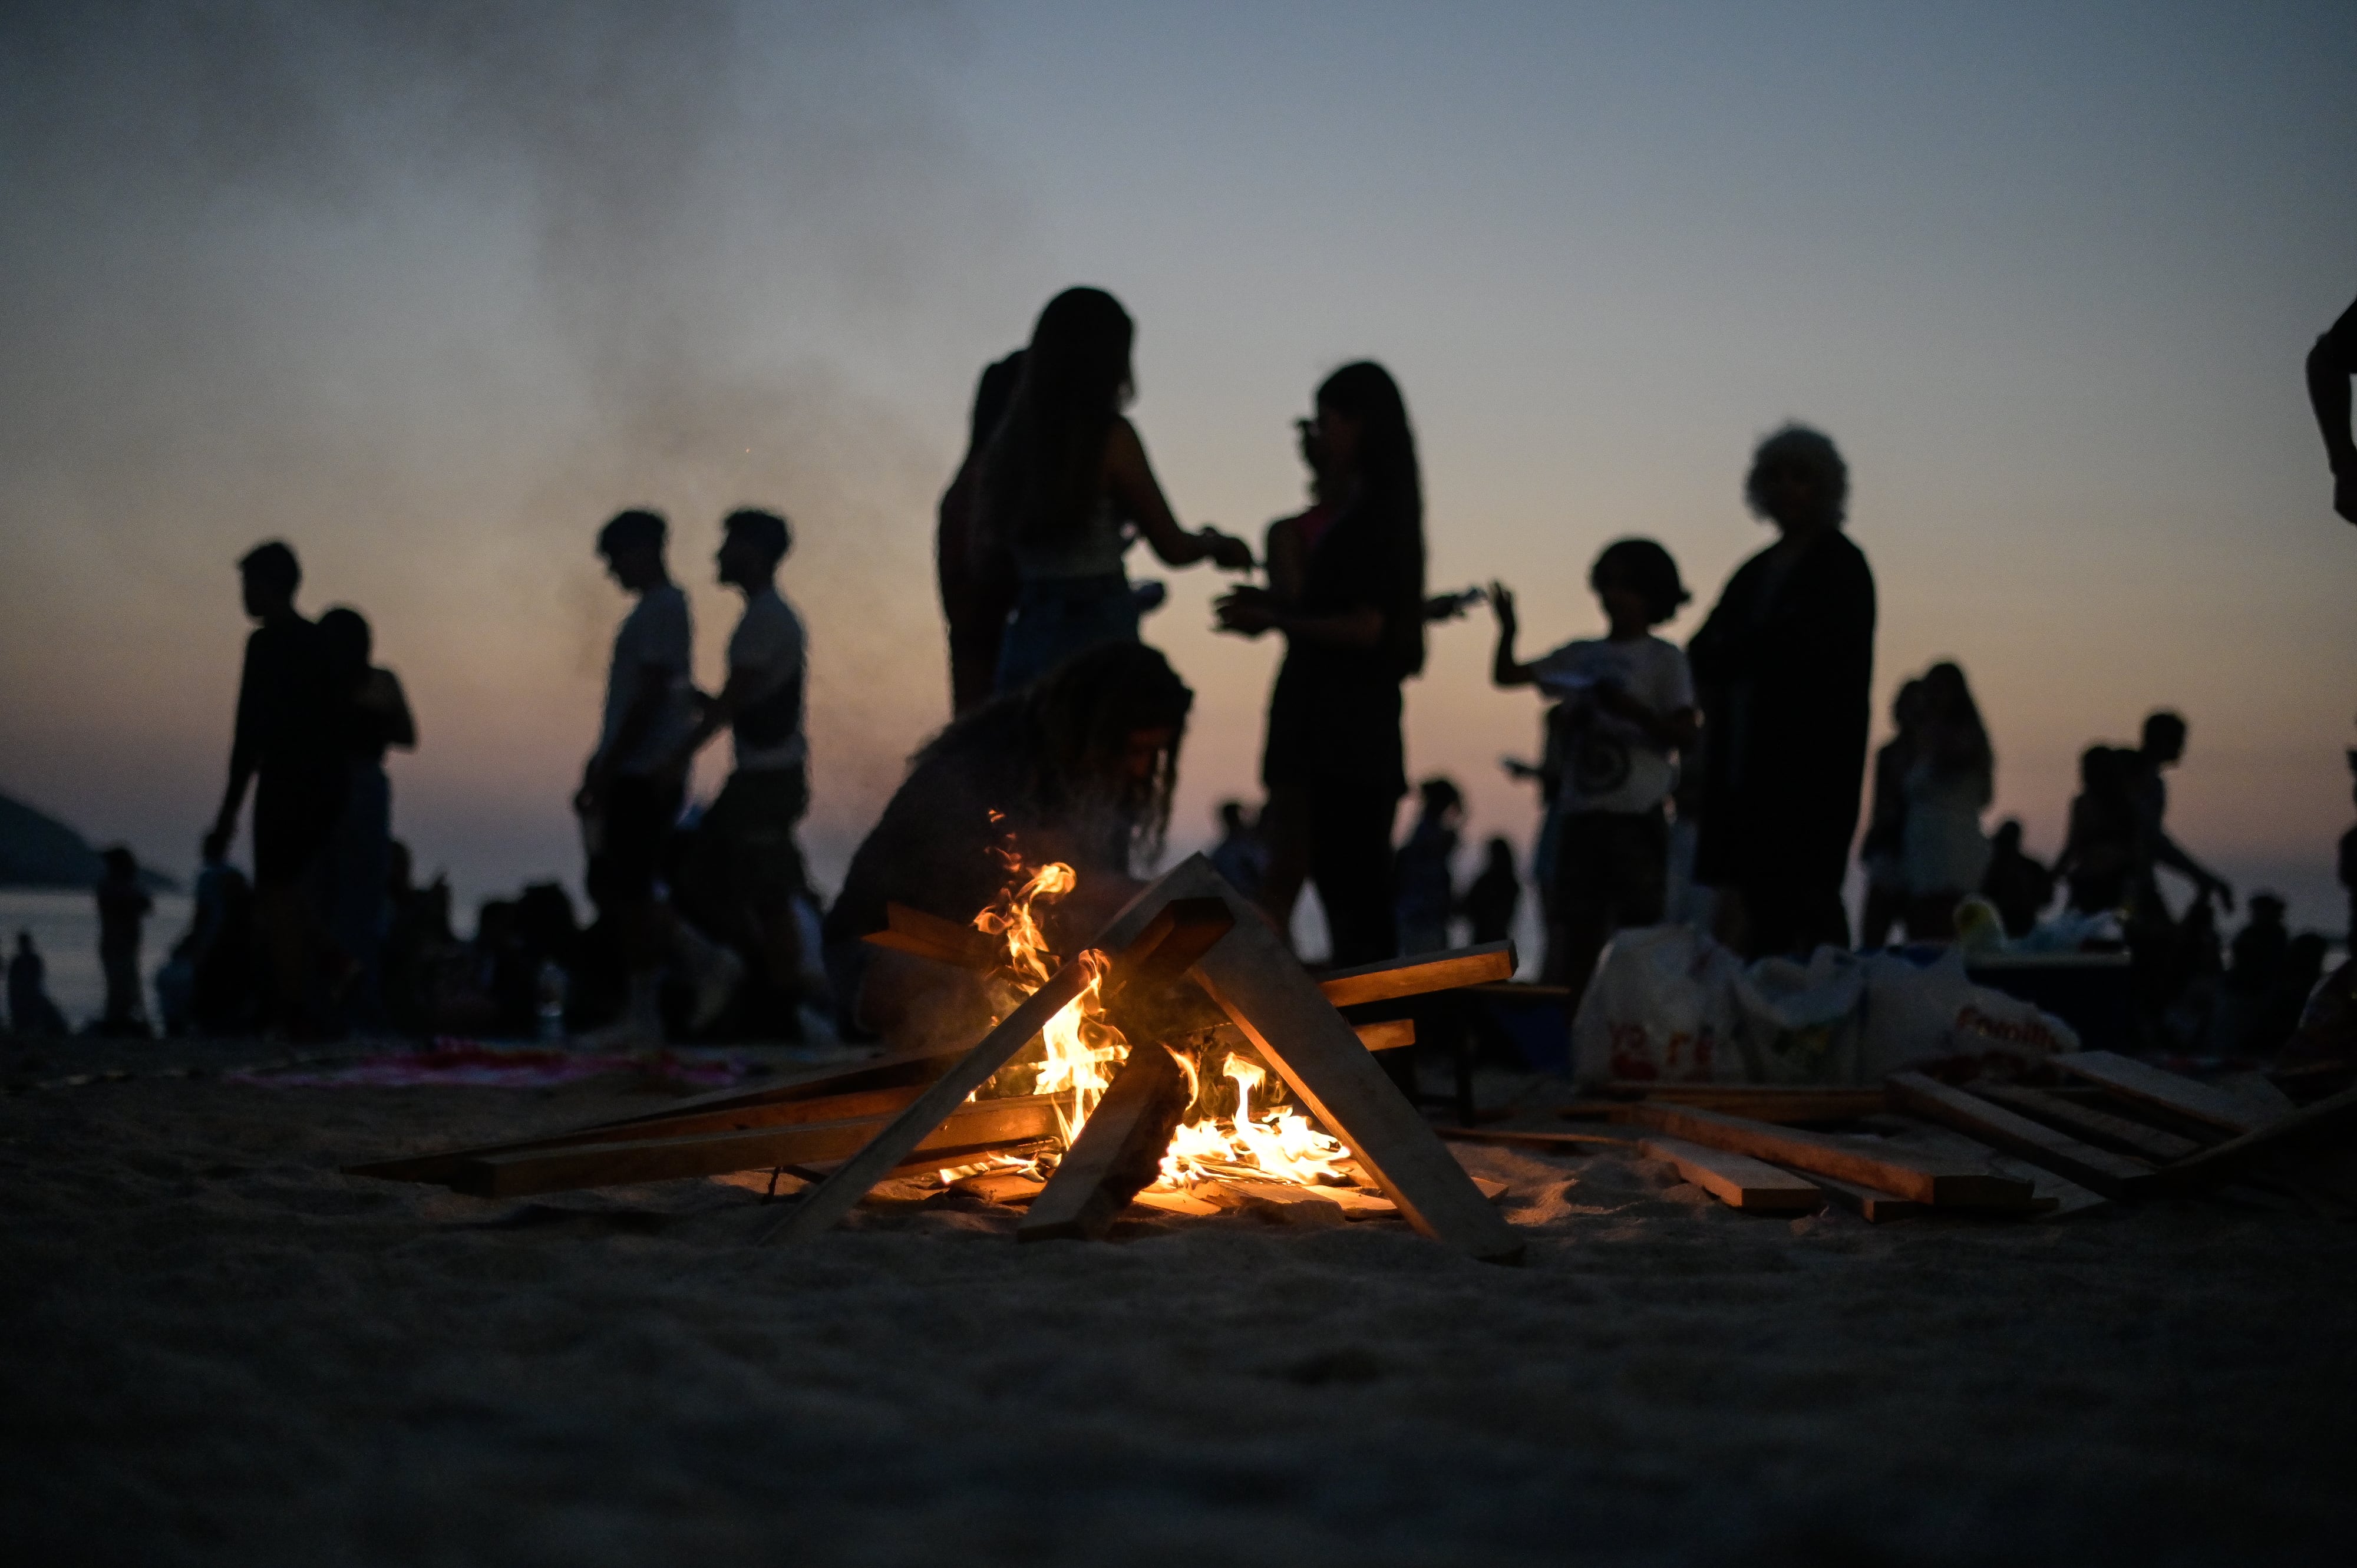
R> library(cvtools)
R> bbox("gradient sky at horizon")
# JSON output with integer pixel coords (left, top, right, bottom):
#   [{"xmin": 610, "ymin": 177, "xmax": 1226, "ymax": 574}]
[{"xmin": 2, "ymin": 1, "xmax": 2353, "ymax": 938}]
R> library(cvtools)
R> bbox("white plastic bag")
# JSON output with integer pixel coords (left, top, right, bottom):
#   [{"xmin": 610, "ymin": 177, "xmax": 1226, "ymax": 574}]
[
  {"xmin": 1859, "ymin": 946, "xmax": 2079, "ymax": 1077},
  {"xmin": 1570, "ymin": 924, "xmax": 1744, "ymax": 1086},
  {"xmin": 1734, "ymin": 946, "xmax": 1866, "ymax": 1084}
]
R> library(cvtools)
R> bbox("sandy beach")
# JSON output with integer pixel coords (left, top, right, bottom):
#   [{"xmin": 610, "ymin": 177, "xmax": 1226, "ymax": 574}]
[{"xmin": 6, "ymin": 1039, "xmax": 2353, "ymax": 1567}]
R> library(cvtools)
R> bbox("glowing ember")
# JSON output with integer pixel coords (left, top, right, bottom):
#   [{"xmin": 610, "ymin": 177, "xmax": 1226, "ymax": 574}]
[{"xmin": 955, "ymin": 851, "xmax": 1358, "ymax": 1196}]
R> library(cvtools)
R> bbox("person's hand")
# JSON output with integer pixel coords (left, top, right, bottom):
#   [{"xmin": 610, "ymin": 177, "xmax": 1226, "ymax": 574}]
[
  {"xmin": 2335, "ymin": 466, "xmax": 2357, "ymax": 526},
  {"xmin": 1201, "ymin": 528, "xmax": 1255, "ymax": 571},
  {"xmin": 1488, "ymin": 580, "xmax": 1517, "ymax": 634},
  {"xmin": 1213, "ymin": 587, "xmax": 1279, "ymax": 636}
]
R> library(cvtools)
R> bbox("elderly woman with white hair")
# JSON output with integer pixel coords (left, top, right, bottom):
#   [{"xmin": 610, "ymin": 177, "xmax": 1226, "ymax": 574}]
[{"xmin": 1686, "ymin": 424, "xmax": 1878, "ymax": 959}]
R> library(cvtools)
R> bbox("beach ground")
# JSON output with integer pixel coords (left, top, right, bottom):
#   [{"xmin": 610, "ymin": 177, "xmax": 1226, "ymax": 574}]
[{"xmin": 5, "ymin": 1037, "xmax": 2354, "ymax": 1567}]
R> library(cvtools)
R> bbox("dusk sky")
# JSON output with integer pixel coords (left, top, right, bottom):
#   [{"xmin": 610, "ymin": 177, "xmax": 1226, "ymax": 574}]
[{"xmin": 4, "ymin": 2, "xmax": 2353, "ymax": 935}]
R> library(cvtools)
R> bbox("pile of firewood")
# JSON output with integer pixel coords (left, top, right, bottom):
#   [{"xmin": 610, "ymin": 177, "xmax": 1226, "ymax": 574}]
[{"xmin": 1479, "ymin": 1054, "xmax": 2357, "ymax": 1220}]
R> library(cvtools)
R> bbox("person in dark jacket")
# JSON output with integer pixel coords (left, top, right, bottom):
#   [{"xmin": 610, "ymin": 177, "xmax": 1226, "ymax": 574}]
[
  {"xmin": 1216, "ymin": 361, "xmax": 1428, "ymax": 966},
  {"xmin": 1686, "ymin": 425, "xmax": 1876, "ymax": 959}
]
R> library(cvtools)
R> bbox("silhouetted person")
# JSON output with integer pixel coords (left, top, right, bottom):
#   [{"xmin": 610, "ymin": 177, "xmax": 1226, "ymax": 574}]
[
  {"xmin": 573, "ymin": 510, "xmax": 739, "ymax": 1046},
  {"xmin": 1491, "ymin": 538, "xmax": 1697, "ymax": 1001},
  {"xmin": 380, "ymin": 839, "xmax": 451, "ymax": 1035},
  {"xmin": 2305, "ymin": 292, "xmax": 2357, "ymax": 525},
  {"xmin": 2122, "ymin": 711, "xmax": 2234, "ymax": 922},
  {"xmin": 1688, "ymin": 427, "xmax": 1876, "ymax": 959},
  {"xmin": 823, "ymin": 641, "xmax": 1193, "ymax": 1042},
  {"xmin": 94, "ymin": 846, "xmax": 152, "ymax": 1035},
  {"xmin": 1900, "ymin": 661, "xmax": 1993, "ymax": 941},
  {"xmin": 1394, "ymin": 778, "xmax": 1465, "ymax": 955},
  {"xmin": 1858, "ymin": 680, "xmax": 1926, "ymax": 948},
  {"xmin": 938, "ymin": 349, "xmax": 1025, "ymax": 714},
  {"xmin": 1216, "ymin": 362, "xmax": 1428, "ymax": 966},
  {"xmin": 669, "ymin": 509, "xmax": 813, "ymax": 1037},
  {"xmin": 1462, "ymin": 837, "xmax": 1521, "ymax": 948},
  {"xmin": 976, "ymin": 288, "xmax": 1250, "ymax": 692},
  {"xmin": 207, "ymin": 540, "xmax": 344, "ymax": 1036},
  {"xmin": 317, "ymin": 606, "xmax": 414, "ymax": 1029},
  {"xmin": 1980, "ymin": 819, "xmax": 2055, "ymax": 939},
  {"xmin": 9, "ymin": 932, "xmax": 68, "ymax": 1038},
  {"xmin": 1207, "ymin": 800, "xmax": 1267, "ymax": 902},
  {"xmin": 2056, "ymin": 745, "xmax": 2136, "ymax": 915}
]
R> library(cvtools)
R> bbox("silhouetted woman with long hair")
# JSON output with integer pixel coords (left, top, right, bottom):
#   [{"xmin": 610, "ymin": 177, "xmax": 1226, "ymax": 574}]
[
  {"xmin": 1217, "ymin": 361, "xmax": 1427, "ymax": 964},
  {"xmin": 976, "ymin": 287, "xmax": 1251, "ymax": 692},
  {"xmin": 1900, "ymin": 660, "xmax": 1993, "ymax": 939}
]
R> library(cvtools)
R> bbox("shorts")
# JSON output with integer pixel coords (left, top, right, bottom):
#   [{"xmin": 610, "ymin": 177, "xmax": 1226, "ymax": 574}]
[
  {"xmin": 587, "ymin": 773, "xmax": 685, "ymax": 910},
  {"xmin": 1553, "ymin": 807, "xmax": 1669, "ymax": 929}
]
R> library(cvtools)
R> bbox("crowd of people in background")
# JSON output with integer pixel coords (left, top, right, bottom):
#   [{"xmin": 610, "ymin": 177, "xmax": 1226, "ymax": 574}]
[{"xmin": 17, "ymin": 281, "xmax": 2357, "ymax": 1060}]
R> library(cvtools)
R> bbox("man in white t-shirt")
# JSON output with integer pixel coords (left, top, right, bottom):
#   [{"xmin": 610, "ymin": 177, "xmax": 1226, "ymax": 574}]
[
  {"xmin": 667, "ymin": 509, "xmax": 814, "ymax": 1034},
  {"xmin": 1490, "ymin": 538, "xmax": 1699, "ymax": 1008},
  {"xmin": 575, "ymin": 509, "xmax": 740, "ymax": 1044}
]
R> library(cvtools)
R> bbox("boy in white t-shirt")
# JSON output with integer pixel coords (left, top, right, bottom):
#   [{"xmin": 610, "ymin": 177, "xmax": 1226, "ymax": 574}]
[{"xmin": 1490, "ymin": 537, "xmax": 1698, "ymax": 1006}]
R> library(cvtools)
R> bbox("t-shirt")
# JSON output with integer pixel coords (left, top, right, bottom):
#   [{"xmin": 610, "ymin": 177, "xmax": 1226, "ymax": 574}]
[
  {"xmin": 1529, "ymin": 634, "xmax": 1694, "ymax": 815},
  {"xmin": 597, "ymin": 583, "xmax": 697, "ymax": 777},
  {"xmin": 727, "ymin": 586, "xmax": 808, "ymax": 774}
]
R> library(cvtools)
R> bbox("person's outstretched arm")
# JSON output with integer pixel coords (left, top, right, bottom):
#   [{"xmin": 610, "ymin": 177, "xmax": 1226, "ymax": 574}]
[
  {"xmin": 1105, "ymin": 418, "xmax": 1254, "ymax": 570},
  {"xmin": 2308, "ymin": 295, "xmax": 2357, "ymax": 524},
  {"xmin": 1488, "ymin": 581, "xmax": 1537, "ymax": 686},
  {"xmin": 2152, "ymin": 828, "xmax": 2234, "ymax": 912}
]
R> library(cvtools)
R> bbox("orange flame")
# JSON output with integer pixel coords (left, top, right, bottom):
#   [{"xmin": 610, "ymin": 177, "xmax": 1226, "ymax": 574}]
[{"xmin": 961, "ymin": 851, "xmax": 1354, "ymax": 1193}]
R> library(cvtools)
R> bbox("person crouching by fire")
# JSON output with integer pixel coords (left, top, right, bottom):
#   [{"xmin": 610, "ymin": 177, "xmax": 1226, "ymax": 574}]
[{"xmin": 822, "ymin": 640, "xmax": 1192, "ymax": 1047}]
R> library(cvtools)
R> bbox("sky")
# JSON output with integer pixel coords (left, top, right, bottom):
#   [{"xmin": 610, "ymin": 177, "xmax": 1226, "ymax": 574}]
[{"xmin": 2, "ymin": 0, "xmax": 2353, "ymax": 940}]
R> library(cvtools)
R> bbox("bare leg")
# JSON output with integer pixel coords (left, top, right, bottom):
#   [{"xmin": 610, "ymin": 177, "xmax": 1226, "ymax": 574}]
[{"xmin": 1254, "ymin": 785, "xmax": 1313, "ymax": 952}]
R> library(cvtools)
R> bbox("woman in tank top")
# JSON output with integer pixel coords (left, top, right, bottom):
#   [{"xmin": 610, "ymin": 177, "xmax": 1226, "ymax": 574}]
[{"xmin": 975, "ymin": 286, "xmax": 1252, "ymax": 693}]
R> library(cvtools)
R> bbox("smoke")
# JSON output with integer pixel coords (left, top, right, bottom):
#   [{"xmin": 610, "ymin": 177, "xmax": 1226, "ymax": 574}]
[{"xmin": 0, "ymin": 2, "xmax": 1016, "ymax": 898}]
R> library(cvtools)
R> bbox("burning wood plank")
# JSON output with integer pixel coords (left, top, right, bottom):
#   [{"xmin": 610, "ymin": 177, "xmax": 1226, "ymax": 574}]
[
  {"xmin": 1887, "ymin": 1072, "xmax": 2158, "ymax": 1201},
  {"xmin": 764, "ymin": 896, "xmax": 1236, "ymax": 1244},
  {"xmin": 1016, "ymin": 1038, "xmax": 1194, "ymax": 1243},
  {"xmin": 448, "ymin": 1094, "xmax": 1064, "ymax": 1199},
  {"xmin": 1612, "ymin": 1100, "xmax": 2036, "ymax": 1209}
]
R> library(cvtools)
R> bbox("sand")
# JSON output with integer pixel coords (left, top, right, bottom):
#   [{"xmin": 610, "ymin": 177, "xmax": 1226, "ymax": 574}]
[{"xmin": 6, "ymin": 1039, "xmax": 2355, "ymax": 1567}]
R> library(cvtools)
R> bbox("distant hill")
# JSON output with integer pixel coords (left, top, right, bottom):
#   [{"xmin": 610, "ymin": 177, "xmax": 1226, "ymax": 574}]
[{"xmin": 0, "ymin": 791, "xmax": 179, "ymax": 892}]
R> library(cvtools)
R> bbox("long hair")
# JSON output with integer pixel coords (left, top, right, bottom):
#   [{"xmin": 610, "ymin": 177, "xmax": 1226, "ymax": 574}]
[
  {"xmin": 977, "ymin": 288, "xmax": 1134, "ymax": 553},
  {"xmin": 918, "ymin": 640, "xmax": 1193, "ymax": 869},
  {"xmin": 1315, "ymin": 360, "xmax": 1427, "ymax": 676},
  {"xmin": 1919, "ymin": 661, "xmax": 1992, "ymax": 775}
]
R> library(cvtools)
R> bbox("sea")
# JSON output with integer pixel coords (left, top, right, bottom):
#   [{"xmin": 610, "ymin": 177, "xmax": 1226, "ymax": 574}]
[{"xmin": 2, "ymin": 888, "xmax": 195, "ymax": 1028}]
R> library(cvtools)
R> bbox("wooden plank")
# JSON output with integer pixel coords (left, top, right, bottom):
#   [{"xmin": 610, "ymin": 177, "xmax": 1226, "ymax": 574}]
[
  {"xmin": 1887, "ymin": 1072, "xmax": 2158, "ymax": 1200},
  {"xmin": 1633, "ymin": 1134, "xmax": 1826, "ymax": 1212},
  {"xmin": 1802, "ymin": 1169, "xmax": 1927, "ymax": 1222},
  {"xmin": 1968, "ymin": 1082, "xmax": 2203, "ymax": 1164},
  {"xmin": 764, "ymin": 893, "xmax": 1230, "ymax": 1244},
  {"xmin": 1614, "ymin": 1101, "xmax": 2035, "ymax": 1207},
  {"xmin": 1355, "ymin": 1018, "xmax": 1416, "ymax": 1052},
  {"xmin": 887, "ymin": 902, "xmax": 997, "ymax": 964},
  {"xmin": 456, "ymin": 1095, "xmax": 1063, "ymax": 1199},
  {"xmin": 1190, "ymin": 914, "xmax": 1526, "ymax": 1263},
  {"xmin": 2058, "ymin": 1051, "xmax": 2288, "ymax": 1135},
  {"xmin": 760, "ymin": 953, "xmax": 1100, "ymax": 1241},
  {"xmin": 1315, "ymin": 942, "xmax": 1517, "ymax": 1009},
  {"xmin": 2150, "ymin": 1082, "xmax": 2357, "ymax": 1196},
  {"xmin": 1599, "ymin": 1084, "xmax": 1887, "ymax": 1124},
  {"xmin": 1437, "ymin": 1127, "xmax": 1633, "ymax": 1153},
  {"xmin": 346, "ymin": 1082, "xmax": 927, "ymax": 1186},
  {"xmin": 1018, "ymin": 1043, "xmax": 1195, "ymax": 1243}
]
